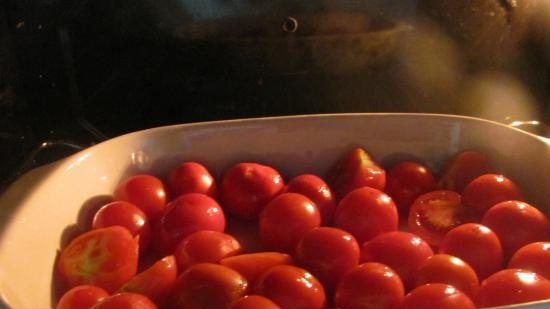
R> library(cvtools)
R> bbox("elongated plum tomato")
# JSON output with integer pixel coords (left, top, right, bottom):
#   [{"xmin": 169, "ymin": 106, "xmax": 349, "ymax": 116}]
[
  {"xmin": 220, "ymin": 252, "xmax": 294, "ymax": 288},
  {"xmin": 284, "ymin": 174, "xmax": 337, "ymax": 225},
  {"xmin": 91, "ymin": 293, "xmax": 158, "ymax": 309},
  {"xmin": 334, "ymin": 186, "xmax": 398, "ymax": 244},
  {"xmin": 168, "ymin": 162, "xmax": 217, "ymax": 200},
  {"xmin": 220, "ymin": 162, "xmax": 284, "ymax": 220},
  {"xmin": 57, "ymin": 226, "xmax": 139, "ymax": 293},
  {"xmin": 462, "ymin": 174, "xmax": 523, "ymax": 215},
  {"xmin": 437, "ymin": 150, "xmax": 492, "ymax": 193},
  {"xmin": 174, "ymin": 230, "xmax": 241, "ymax": 271},
  {"xmin": 114, "ymin": 175, "xmax": 167, "ymax": 222},
  {"xmin": 229, "ymin": 295, "xmax": 281, "ymax": 309},
  {"xmin": 334, "ymin": 262, "xmax": 404, "ymax": 309},
  {"xmin": 509, "ymin": 242, "xmax": 550, "ymax": 281},
  {"xmin": 56, "ymin": 285, "xmax": 109, "ymax": 309},
  {"xmin": 401, "ymin": 283, "xmax": 475, "ymax": 309},
  {"xmin": 386, "ymin": 161, "xmax": 435, "ymax": 214}
]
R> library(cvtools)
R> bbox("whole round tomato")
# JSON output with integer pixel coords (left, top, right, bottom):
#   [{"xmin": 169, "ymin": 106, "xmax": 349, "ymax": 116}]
[
  {"xmin": 168, "ymin": 162, "xmax": 217, "ymax": 200},
  {"xmin": 220, "ymin": 162, "xmax": 284, "ymax": 220},
  {"xmin": 259, "ymin": 193, "xmax": 320, "ymax": 253},
  {"xmin": 439, "ymin": 223, "xmax": 503, "ymax": 279},
  {"xmin": 91, "ymin": 293, "xmax": 158, "ymax": 309},
  {"xmin": 437, "ymin": 150, "xmax": 492, "ymax": 193},
  {"xmin": 462, "ymin": 174, "xmax": 523, "ymax": 215},
  {"xmin": 171, "ymin": 263, "xmax": 248, "ymax": 309},
  {"xmin": 114, "ymin": 175, "xmax": 167, "ymax": 222},
  {"xmin": 220, "ymin": 252, "xmax": 294, "ymax": 288},
  {"xmin": 386, "ymin": 161, "xmax": 435, "ymax": 214},
  {"xmin": 229, "ymin": 295, "xmax": 281, "ymax": 309},
  {"xmin": 360, "ymin": 231, "xmax": 433, "ymax": 290},
  {"xmin": 334, "ymin": 186, "xmax": 398, "ymax": 244},
  {"xmin": 476, "ymin": 269, "xmax": 550, "ymax": 308},
  {"xmin": 56, "ymin": 285, "xmax": 109, "ymax": 309},
  {"xmin": 255, "ymin": 265, "xmax": 326, "ymax": 309},
  {"xmin": 509, "ymin": 242, "xmax": 550, "ymax": 280},
  {"xmin": 401, "ymin": 283, "xmax": 475, "ymax": 309},
  {"xmin": 333, "ymin": 262, "xmax": 404, "ymax": 309},
  {"xmin": 284, "ymin": 174, "xmax": 337, "ymax": 225},
  {"xmin": 174, "ymin": 230, "xmax": 241, "ymax": 271}
]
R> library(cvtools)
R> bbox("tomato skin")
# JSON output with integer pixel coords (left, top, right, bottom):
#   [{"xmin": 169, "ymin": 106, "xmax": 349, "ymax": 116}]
[
  {"xmin": 259, "ymin": 193, "xmax": 321, "ymax": 253},
  {"xmin": 171, "ymin": 263, "xmax": 248, "ymax": 309},
  {"xmin": 284, "ymin": 174, "xmax": 337, "ymax": 225},
  {"xmin": 509, "ymin": 242, "xmax": 550, "ymax": 280},
  {"xmin": 56, "ymin": 285, "xmax": 109, "ymax": 309},
  {"xmin": 360, "ymin": 231, "xmax": 433, "ymax": 290},
  {"xmin": 482, "ymin": 200, "xmax": 550, "ymax": 260},
  {"xmin": 334, "ymin": 186, "xmax": 398, "ymax": 244},
  {"xmin": 168, "ymin": 162, "xmax": 217, "ymax": 200},
  {"xmin": 476, "ymin": 268, "xmax": 550, "ymax": 308},
  {"xmin": 114, "ymin": 175, "xmax": 167, "ymax": 222},
  {"xmin": 437, "ymin": 150, "xmax": 492, "ymax": 193},
  {"xmin": 386, "ymin": 161, "xmax": 435, "ymax": 214},
  {"xmin": 220, "ymin": 163, "xmax": 285, "ymax": 220},
  {"xmin": 401, "ymin": 283, "xmax": 476, "ymax": 309},
  {"xmin": 90, "ymin": 293, "xmax": 158, "ymax": 309},
  {"xmin": 462, "ymin": 174, "xmax": 523, "ymax": 215},
  {"xmin": 57, "ymin": 226, "xmax": 139, "ymax": 293},
  {"xmin": 439, "ymin": 223, "xmax": 503, "ymax": 280},
  {"xmin": 255, "ymin": 265, "xmax": 326, "ymax": 309},
  {"xmin": 333, "ymin": 262, "xmax": 404, "ymax": 309},
  {"xmin": 220, "ymin": 252, "xmax": 294, "ymax": 288},
  {"xmin": 175, "ymin": 230, "xmax": 241, "ymax": 271},
  {"xmin": 229, "ymin": 295, "xmax": 281, "ymax": 309}
]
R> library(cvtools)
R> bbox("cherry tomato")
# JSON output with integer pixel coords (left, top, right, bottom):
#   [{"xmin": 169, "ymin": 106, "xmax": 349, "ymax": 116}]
[
  {"xmin": 509, "ymin": 242, "xmax": 550, "ymax": 280},
  {"xmin": 220, "ymin": 162, "xmax": 284, "ymax": 220},
  {"xmin": 476, "ymin": 268, "xmax": 550, "ymax": 308},
  {"xmin": 437, "ymin": 150, "xmax": 492, "ymax": 193},
  {"xmin": 333, "ymin": 262, "xmax": 404, "ymax": 309},
  {"xmin": 229, "ymin": 295, "xmax": 281, "ymax": 309},
  {"xmin": 174, "ymin": 230, "xmax": 241, "ymax": 271},
  {"xmin": 168, "ymin": 162, "xmax": 217, "ymax": 200},
  {"xmin": 114, "ymin": 175, "xmax": 167, "ymax": 222},
  {"xmin": 153, "ymin": 193, "xmax": 225, "ymax": 254},
  {"xmin": 327, "ymin": 147, "xmax": 386, "ymax": 200},
  {"xmin": 57, "ymin": 226, "xmax": 139, "ymax": 293},
  {"xmin": 255, "ymin": 265, "xmax": 326, "ymax": 309},
  {"xmin": 284, "ymin": 174, "xmax": 337, "ymax": 225},
  {"xmin": 386, "ymin": 161, "xmax": 435, "ymax": 214},
  {"xmin": 92, "ymin": 201, "xmax": 151, "ymax": 254},
  {"xmin": 439, "ymin": 223, "xmax": 503, "ymax": 279},
  {"xmin": 91, "ymin": 293, "xmax": 158, "ymax": 309},
  {"xmin": 462, "ymin": 174, "xmax": 523, "ymax": 215},
  {"xmin": 415, "ymin": 254, "xmax": 479, "ymax": 298},
  {"xmin": 408, "ymin": 190, "xmax": 476, "ymax": 246},
  {"xmin": 56, "ymin": 285, "xmax": 109, "ymax": 309},
  {"xmin": 482, "ymin": 200, "xmax": 550, "ymax": 260},
  {"xmin": 171, "ymin": 263, "xmax": 248, "ymax": 309},
  {"xmin": 334, "ymin": 186, "xmax": 398, "ymax": 244},
  {"xmin": 401, "ymin": 283, "xmax": 475, "ymax": 309},
  {"xmin": 220, "ymin": 252, "xmax": 294, "ymax": 288},
  {"xmin": 259, "ymin": 193, "xmax": 321, "ymax": 253}
]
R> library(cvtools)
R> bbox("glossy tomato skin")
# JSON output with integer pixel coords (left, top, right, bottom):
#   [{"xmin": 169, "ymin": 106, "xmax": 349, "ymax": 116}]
[
  {"xmin": 229, "ymin": 295, "xmax": 281, "ymax": 309},
  {"xmin": 439, "ymin": 223, "xmax": 503, "ymax": 280},
  {"xmin": 334, "ymin": 187, "xmax": 398, "ymax": 244},
  {"xmin": 56, "ymin": 285, "xmax": 109, "ymax": 309},
  {"xmin": 91, "ymin": 293, "xmax": 158, "ymax": 309},
  {"xmin": 114, "ymin": 175, "xmax": 167, "ymax": 222},
  {"xmin": 175, "ymin": 230, "xmax": 240, "ymax": 271},
  {"xmin": 255, "ymin": 265, "xmax": 326, "ymax": 309},
  {"xmin": 360, "ymin": 231, "xmax": 433, "ymax": 290},
  {"xmin": 401, "ymin": 283, "xmax": 475, "ymax": 309},
  {"xmin": 259, "ymin": 193, "xmax": 321, "ymax": 253},
  {"xmin": 168, "ymin": 162, "xmax": 218, "ymax": 200},
  {"xmin": 57, "ymin": 226, "xmax": 139, "ymax": 293},
  {"xmin": 220, "ymin": 163, "xmax": 284, "ymax": 220},
  {"xmin": 437, "ymin": 150, "xmax": 492, "ymax": 193},
  {"xmin": 482, "ymin": 200, "xmax": 550, "ymax": 260},
  {"xmin": 333, "ymin": 262, "xmax": 404, "ymax": 309},
  {"xmin": 509, "ymin": 242, "xmax": 550, "ymax": 280},
  {"xmin": 220, "ymin": 252, "xmax": 294, "ymax": 288},
  {"xmin": 462, "ymin": 174, "xmax": 523, "ymax": 215},
  {"xmin": 386, "ymin": 161, "xmax": 435, "ymax": 214},
  {"xmin": 171, "ymin": 263, "xmax": 248, "ymax": 309},
  {"xmin": 284, "ymin": 174, "xmax": 337, "ymax": 225},
  {"xmin": 476, "ymin": 268, "xmax": 550, "ymax": 308}
]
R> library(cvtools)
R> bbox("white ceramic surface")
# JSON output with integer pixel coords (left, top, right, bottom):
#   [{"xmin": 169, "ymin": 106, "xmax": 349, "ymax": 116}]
[{"xmin": 1, "ymin": 113, "xmax": 550, "ymax": 309}]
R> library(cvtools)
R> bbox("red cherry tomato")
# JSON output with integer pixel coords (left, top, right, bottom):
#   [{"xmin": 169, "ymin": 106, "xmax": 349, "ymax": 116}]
[
  {"xmin": 220, "ymin": 252, "xmax": 294, "ymax": 288},
  {"xmin": 401, "ymin": 283, "xmax": 475, "ymax": 309},
  {"xmin": 509, "ymin": 242, "xmax": 550, "ymax": 280},
  {"xmin": 171, "ymin": 263, "xmax": 248, "ymax": 309},
  {"xmin": 408, "ymin": 190, "xmax": 476, "ymax": 246},
  {"xmin": 114, "ymin": 175, "xmax": 167, "ymax": 222},
  {"xmin": 259, "ymin": 193, "xmax": 321, "ymax": 253},
  {"xmin": 327, "ymin": 147, "xmax": 386, "ymax": 200},
  {"xmin": 476, "ymin": 268, "xmax": 550, "ymax": 308},
  {"xmin": 56, "ymin": 285, "xmax": 109, "ymax": 309},
  {"xmin": 90, "ymin": 293, "xmax": 158, "ymax": 309},
  {"xmin": 256, "ymin": 265, "xmax": 326, "ymax": 309},
  {"xmin": 168, "ymin": 162, "xmax": 217, "ymax": 200},
  {"xmin": 284, "ymin": 174, "xmax": 337, "ymax": 225},
  {"xmin": 333, "ymin": 262, "xmax": 404, "ymax": 309},
  {"xmin": 439, "ymin": 223, "xmax": 503, "ymax": 279},
  {"xmin": 220, "ymin": 162, "xmax": 284, "ymax": 220},
  {"xmin": 295, "ymin": 227, "xmax": 360, "ymax": 296},
  {"xmin": 462, "ymin": 174, "xmax": 523, "ymax": 215},
  {"xmin": 334, "ymin": 186, "xmax": 398, "ymax": 244},
  {"xmin": 57, "ymin": 226, "xmax": 139, "ymax": 293},
  {"xmin": 415, "ymin": 254, "xmax": 479, "ymax": 298},
  {"xmin": 360, "ymin": 231, "xmax": 433, "ymax": 290},
  {"xmin": 482, "ymin": 200, "xmax": 550, "ymax": 260},
  {"xmin": 174, "ymin": 230, "xmax": 241, "ymax": 271},
  {"xmin": 229, "ymin": 295, "xmax": 281, "ymax": 309},
  {"xmin": 92, "ymin": 201, "xmax": 151, "ymax": 254},
  {"xmin": 437, "ymin": 150, "xmax": 492, "ymax": 193},
  {"xmin": 153, "ymin": 193, "xmax": 225, "ymax": 254},
  {"xmin": 386, "ymin": 161, "xmax": 435, "ymax": 214}
]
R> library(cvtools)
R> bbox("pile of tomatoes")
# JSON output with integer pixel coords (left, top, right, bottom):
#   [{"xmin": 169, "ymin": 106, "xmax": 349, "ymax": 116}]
[{"xmin": 55, "ymin": 148, "xmax": 550, "ymax": 309}]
